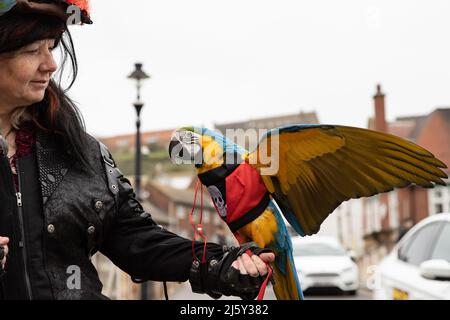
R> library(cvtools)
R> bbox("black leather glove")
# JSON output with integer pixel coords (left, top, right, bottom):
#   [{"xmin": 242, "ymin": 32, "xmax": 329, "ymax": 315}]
[{"xmin": 189, "ymin": 242, "xmax": 273, "ymax": 300}]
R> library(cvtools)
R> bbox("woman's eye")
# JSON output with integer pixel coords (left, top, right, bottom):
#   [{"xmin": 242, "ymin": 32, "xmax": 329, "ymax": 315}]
[{"xmin": 25, "ymin": 48, "xmax": 39, "ymax": 54}]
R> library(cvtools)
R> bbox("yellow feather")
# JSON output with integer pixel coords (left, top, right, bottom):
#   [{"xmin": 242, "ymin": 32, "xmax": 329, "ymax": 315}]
[
  {"xmin": 249, "ymin": 125, "xmax": 448, "ymax": 236},
  {"xmin": 237, "ymin": 209, "xmax": 278, "ymax": 248},
  {"xmin": 196, "ymin": 135, "xmax": 224, "ymax": 174},
  {"xmin": 261, "ymin": 176, "xmax": 276, "ymax": 193}
]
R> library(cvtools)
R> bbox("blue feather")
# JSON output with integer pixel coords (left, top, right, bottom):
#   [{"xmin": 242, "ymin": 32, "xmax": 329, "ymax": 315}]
[
  {"xmin": 0, "ymin": 0, "xmax": 16, "ymax": 15},
  {"xmin": 196, "ymin": 126, "xmax": 248, "ymax": 155},
  {"xmin": 269, "ymin": 200, "xmax": 305, "ymax": 300}
]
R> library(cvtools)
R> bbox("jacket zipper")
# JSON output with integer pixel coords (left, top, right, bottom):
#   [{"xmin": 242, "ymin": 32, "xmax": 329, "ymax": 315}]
[{"xmin": 15, "ymin": 161, "xmax": 33, "ymax": 300}]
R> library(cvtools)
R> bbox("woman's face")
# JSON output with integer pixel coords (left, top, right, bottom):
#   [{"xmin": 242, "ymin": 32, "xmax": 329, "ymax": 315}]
[{"xmin": 0, "ymin": 39, "xmax": 58, "ymax": 113}]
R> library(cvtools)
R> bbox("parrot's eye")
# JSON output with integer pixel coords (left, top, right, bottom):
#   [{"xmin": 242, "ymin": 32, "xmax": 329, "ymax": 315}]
[
  {"xmin": 180, "ymin": 131, "xmax": 199, "ymax": 145},
  {"xmin": 169, "ymin": 130, "xmax": 203, "ymax": 166}
]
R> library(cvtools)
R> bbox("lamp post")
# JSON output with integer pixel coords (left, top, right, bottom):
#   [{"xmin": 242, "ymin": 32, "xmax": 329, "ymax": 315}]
[{"xmin": 128, "ymin": 62, "xmax": 150, "ymax": 300}]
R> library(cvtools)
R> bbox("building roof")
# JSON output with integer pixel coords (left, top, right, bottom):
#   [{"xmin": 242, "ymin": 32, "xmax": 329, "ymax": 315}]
[
  {"xmin": 394, "ymin": 108, "xmax": 450, "ymax": 141},
  {"xmin": 387, "ymin": 120, "xmax": 417, "ymax": 139},
  {"xmin": 369, "ymin": 106, "xmax": 450, "ymax": 176},
  {"xmin": 371, "ymin": 108, "xmax": 450, "ymax": 142},
  {"xmin": 436, "ymin": 108, "xmax": 450, "ymax": 123},
  {"xmin": 394, "ymin": 115, "xmax": 429, "ymax": 141},
  {"xmin": 98, "ymin": 129, "xmax": 175, "ymax": 150},
  {"xmin": 214, "ymin": 111, "xmax": 319, "ymax": 132}
]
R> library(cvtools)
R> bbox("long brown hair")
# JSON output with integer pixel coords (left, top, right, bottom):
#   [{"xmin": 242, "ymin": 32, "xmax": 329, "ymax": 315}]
[{"xmin": 0, "ymin": 11, "xmax": 92, "ymax": 171}]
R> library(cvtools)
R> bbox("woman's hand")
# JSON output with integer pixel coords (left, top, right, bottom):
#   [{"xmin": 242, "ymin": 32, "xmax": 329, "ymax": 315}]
[
  {"xmin": 0, "ymin": 236, "xmax": 9, "ymax": 269},
  {"xmin": 231, "ymin": 252, "xmax": 275, "ymax": 277},
  {"xmin": 190, "ymin": 242, "xmax": 276, "ymax": 300}
]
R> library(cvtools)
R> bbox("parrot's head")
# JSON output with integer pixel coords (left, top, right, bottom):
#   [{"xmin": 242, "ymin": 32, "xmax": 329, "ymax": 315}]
[
  {"xmin": 168, "ymin": 127, "xmax": 203, "ymax": 168},
  {"xmin": 169, "ymin": 127, "xmax": 243, "ymax": 174}
]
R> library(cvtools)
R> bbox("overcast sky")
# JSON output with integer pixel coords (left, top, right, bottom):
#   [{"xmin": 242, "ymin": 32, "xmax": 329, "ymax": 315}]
[{"xmin": 65, "ymin": 0, "xmax": 450, "ymax": 138}]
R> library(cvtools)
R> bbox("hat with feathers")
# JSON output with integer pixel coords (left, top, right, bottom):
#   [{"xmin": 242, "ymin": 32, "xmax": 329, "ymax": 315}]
[{"xmin": 0, "ymin": 0, "xmax": 92, "ymax": 24}]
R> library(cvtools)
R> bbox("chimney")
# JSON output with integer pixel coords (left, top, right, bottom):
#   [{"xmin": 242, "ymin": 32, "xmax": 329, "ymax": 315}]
[{"xmin": 374, "ymin": 84, "xmax": 387, "ymax": 133}]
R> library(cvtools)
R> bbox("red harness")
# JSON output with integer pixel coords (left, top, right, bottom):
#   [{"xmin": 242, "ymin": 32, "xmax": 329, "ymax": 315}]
[
  {"xmin": 190, "ymin": 161, "xmax": 273, "ymax": 300},
  {"xmin": 224, "ymin": 162, "xmax": 269, "ymax": 227}
]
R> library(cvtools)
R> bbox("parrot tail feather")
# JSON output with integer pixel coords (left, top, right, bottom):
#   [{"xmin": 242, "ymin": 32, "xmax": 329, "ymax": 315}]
[{"xmin": 272, "ymin": 253, "xmax": 304, "ymax": 300}]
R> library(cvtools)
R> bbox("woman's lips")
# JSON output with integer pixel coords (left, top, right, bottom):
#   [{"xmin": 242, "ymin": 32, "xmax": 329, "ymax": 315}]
[{"xmin": 30, "ymin": 81, "xmax": 49, "ymax": 88}]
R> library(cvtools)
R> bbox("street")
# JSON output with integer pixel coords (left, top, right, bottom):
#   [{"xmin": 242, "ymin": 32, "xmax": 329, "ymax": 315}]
[{"xmin": 171, "ymin": 283, "xmax": 373, "ymax": 300}]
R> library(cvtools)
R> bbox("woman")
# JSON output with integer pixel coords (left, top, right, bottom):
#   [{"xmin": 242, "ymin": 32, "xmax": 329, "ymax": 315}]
[{"xmin": 0, "ymin": 0, "xmax": 274, "ymax": 300}]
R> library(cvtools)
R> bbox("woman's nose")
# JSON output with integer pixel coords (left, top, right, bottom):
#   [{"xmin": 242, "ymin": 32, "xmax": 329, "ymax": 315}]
[{"xmin": 39, "ymin": 51, "xmax": 58, "ymax": 74}]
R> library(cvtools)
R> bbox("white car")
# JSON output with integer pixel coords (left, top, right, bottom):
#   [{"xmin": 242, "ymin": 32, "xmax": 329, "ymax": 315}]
[
  {"xmin": 374, "ymin": 213, "xmax": 450, "ymax": 300},
  {"xmin": 292, "ymin": 236, "xmax": 359, "ymax": 295}
]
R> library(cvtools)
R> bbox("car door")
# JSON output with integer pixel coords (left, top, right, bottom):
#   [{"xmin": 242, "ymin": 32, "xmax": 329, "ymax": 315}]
[
  {"xmin": 426, "ymin": 222, "xmax": 450, "ymax": 299},
  {"xmin": 385, "ymin": 222, "xmax": 444, "ymax": 299}
]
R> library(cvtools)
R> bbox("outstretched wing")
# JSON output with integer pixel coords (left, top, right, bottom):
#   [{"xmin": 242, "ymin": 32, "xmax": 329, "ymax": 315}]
[{"xmin": 247, "ymin": 125, "xmax": 448, "ymax": 236}]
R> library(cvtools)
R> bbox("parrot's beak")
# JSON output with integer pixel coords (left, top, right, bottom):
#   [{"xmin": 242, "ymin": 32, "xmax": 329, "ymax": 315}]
[{"xmin": 168, "ymin": 130, "xmax": 203, "ymax": 166}]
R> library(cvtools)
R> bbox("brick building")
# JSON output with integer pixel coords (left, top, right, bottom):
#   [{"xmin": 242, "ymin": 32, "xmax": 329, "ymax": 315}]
[
  {"xmin": 361, "ymin": 85, "xmax": 450, "ymax": 270},
  {"xmin": 144, "ymin": 180, "xmax": 237, "ymax": 244},
  {"xmin": 99, "ymin": 129, "xmax": 174, "ymax": 153}
]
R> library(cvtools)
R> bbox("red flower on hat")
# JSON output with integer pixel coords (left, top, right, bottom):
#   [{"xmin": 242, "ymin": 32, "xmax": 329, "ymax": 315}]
[{"xmin": 65, "ymin": 0, "xmax": 89, "ymax": 14}]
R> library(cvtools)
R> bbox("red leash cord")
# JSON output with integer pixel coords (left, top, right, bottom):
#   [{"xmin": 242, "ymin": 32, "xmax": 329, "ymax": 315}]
[
  {"xmin": 190, "ymin": 179, "xmax": 272, "ymax": 300},
  {"xmin": 189, "ymin": 179, "xmax": 208, "ymax": 263},
  {"xmin": 244, "ymin": 249, "xmax": 273, "ymax": 300}
]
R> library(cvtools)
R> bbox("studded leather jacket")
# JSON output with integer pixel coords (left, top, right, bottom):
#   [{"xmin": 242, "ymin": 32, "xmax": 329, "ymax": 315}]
[{"xmin": 0, "ymin": 129, "xmax": 223, "ymax": 300}]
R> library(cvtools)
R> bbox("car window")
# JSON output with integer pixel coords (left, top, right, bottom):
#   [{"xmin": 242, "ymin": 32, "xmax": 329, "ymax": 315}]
[
  {"xmin": 430, "ymin": 223, "xmax": 450, "ymax": 262},
  {"xmin": 398, "ymin": 222, "xmax": 442, "ymax": 266},
  {"xmin": 293, "ymin": 243, "xmax": 346, "ymax": 256}
]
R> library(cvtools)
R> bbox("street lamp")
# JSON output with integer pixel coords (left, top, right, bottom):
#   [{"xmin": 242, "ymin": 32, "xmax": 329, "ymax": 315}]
[
  {"xmin": 128, "ymin": 62, "xmax": 150, "ymax": 202},
  {"xmin": 128, "ymin": 62, "xmax": 150, "ymax": 300}
]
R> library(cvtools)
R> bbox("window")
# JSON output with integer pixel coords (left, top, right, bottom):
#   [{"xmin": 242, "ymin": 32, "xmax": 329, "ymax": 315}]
[
  {"xmin": 430, "ymin": 223, "xmax": 450, "ymax": 262},
  {"xmin": 429, "ymin": 186, "xmax": 450, "ymax": 215},
  {"xmin": 176, "ymin": 206, "xmax": 185, "ymax": 219},
  {"xmin": 398, "ymin": 222, "xmax": 442, "ymax": 266},
  {"xmin": 117, "ymin": 139, "xmax": 130, "ymax": 147}
]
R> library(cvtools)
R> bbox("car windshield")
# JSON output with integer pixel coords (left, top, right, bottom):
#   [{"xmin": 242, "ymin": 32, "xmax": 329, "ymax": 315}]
[{"xmin": 294, "ymin": 243, "xmax": 347, "ymax": 256}]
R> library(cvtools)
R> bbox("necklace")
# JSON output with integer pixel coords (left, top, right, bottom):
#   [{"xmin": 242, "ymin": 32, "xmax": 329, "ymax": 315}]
[
  {"xmin": 3, "ymin": 128, "xmax": 16, "ymax": 160},
  {"xmin": 4, "ymin": 127, "xmax": 14, "ymax": 139}
]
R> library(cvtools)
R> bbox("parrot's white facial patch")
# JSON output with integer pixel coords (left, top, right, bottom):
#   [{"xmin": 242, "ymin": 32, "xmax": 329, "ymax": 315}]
[
  {"xmin": 208, "ymin": 185, "xmax": 227, "ymax": 218},
  {"xmin": 178, "ymin": 130, "xmax": 200, "ymax": 145},
  {"xmin": 169, "ymin": 130, "xmax": 203, "ymax": 165}
]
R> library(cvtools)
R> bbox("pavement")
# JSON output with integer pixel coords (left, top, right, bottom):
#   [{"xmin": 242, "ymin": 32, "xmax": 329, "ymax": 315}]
[{"xmin": 171, "ymin": 282, "xmax": 373, "ymax": 300}]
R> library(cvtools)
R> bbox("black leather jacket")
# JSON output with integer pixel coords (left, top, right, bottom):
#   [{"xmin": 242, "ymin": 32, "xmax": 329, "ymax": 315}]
[{"xmin": 0, "ymin": 130, "xmax": 223, "ymax": 300}]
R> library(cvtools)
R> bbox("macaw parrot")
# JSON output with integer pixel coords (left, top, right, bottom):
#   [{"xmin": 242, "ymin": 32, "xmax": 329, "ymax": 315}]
[{"xmin": 168, "ymin": 125, "xmax": 448, "ymax": 300}]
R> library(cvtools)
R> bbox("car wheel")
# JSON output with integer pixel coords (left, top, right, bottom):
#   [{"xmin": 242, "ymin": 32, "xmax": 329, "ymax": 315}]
[{"xmin": 346, "ymin": 290, "xmax": 358, "ymax": 296}]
